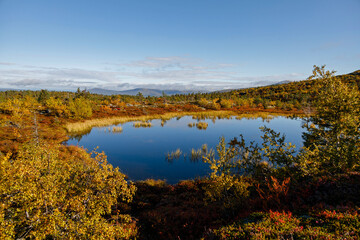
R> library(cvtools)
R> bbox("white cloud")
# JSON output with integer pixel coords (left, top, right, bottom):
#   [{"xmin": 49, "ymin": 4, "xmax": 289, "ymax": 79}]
[
  {"xmin": 0, "ymin": 56, "xmax": 305, "ymax": 91},
  {"xmin": 124, "ymin": 56, "xmax": 200, "ymax": 69}
]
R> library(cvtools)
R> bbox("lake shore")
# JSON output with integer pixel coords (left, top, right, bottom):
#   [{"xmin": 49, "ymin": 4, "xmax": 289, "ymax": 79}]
[{"xmin": 65, "ymin": 107, "xmax": 303, "ymax": 134}]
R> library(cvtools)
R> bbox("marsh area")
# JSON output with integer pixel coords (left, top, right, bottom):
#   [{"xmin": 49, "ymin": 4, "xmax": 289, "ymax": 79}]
[{"xmin": 67, "ymin": 115, "xmax": 303, "ymax": 183}]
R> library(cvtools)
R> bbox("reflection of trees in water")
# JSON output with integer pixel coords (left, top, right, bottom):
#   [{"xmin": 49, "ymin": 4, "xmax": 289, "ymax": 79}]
[
  {"xmin": 161, "ymin": 120, "xmax": 166, "ymax": 127},
  {"xmin": 186, "ymin": 114, "xmax": 299, "ymax": 129},
  {"xmin": 68, "ymin": 128, "xmax": 92, "ymax": 141}
]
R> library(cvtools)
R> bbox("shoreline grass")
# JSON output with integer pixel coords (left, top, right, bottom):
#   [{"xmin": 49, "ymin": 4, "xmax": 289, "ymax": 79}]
[{"xmin": 65, "ymin": 110, "xmax": 298, "ymax": 134}]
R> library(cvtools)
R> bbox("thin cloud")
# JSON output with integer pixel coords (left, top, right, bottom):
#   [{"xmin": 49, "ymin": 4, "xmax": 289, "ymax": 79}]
[
  {"xmin": 0, "ymin": 62, "xmax": 16, "ymax": 66},
  {"xmin": 312, "ymin": 41, "xmax": 342, "ymax": 52},
  {"xmin": 8, "ymin": 79, "xmax": 44, "ymax": 86},
  {"xmin": 123, "ymin": 56, "xmax": 200, "ymax": 69},
  {"xmin": 0, "ymin": 57, "xmax": 305, "ymax": 91}
]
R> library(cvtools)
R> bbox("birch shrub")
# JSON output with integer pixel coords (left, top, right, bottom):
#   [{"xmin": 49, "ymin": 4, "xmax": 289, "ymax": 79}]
[{"xmin": 0, "ymin": 142, "xmax": 137, "ymax": 239}]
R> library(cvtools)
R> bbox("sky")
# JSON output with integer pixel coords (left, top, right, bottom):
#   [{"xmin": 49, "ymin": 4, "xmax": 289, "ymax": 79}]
[{"xmin": 0, "ymin": 0, "xmax": 359, "ymax": 92}]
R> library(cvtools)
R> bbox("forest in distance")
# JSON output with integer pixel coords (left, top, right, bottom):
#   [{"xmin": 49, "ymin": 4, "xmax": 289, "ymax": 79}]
[{"xmin": 0, "ymin": 65, "xmax": 360, "ymax": 239}]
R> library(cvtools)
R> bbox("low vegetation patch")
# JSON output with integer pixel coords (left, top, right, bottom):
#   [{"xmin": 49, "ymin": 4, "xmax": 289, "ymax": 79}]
[
  {"xmin": 112, "ymin": 126, "xmax": 123, "ymax": 132},
  {"xmin": 210, "ymin": 210, "xmax": 360, "ymax": 239},
  {"xmin": 188, "ymin": 122, "xmax": 196, "ymax": 127},
  {"xmin": 196, "ymin": 121, "xmax": 208, "ymax": 130},
  {"xmin": 133, "ymin": 121, "xmax": 152, "ymax": 128},
  {"xmin": 165, "ymin": 148, "xmax": 182, "ymax": 162}
]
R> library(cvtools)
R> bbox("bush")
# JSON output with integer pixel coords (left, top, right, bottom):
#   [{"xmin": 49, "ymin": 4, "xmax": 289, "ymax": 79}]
[
  {"xmin": 301, "ymin": 66, "xmax": 360, "ymax": 175},
  {"xmin": 68, "ymin": 97, "xmax": 93, "ymax": 119},
  {"xmin": 197, "ymin": 98, "xmax": 209, "ymax": 108},
  {"xmin": 220, "ymin": 99, "xmax": 233, "ymax": 109},
  {"xmin": 212, "ymin": 210, "xmax": 360, "ymax": 239},
  {"xmin": 205, "ymin": 127, "xmax": 296, "ymax": 180},
  {"xmin": 45, "ymin": 97, "xmax": 69, "ymax": 117},
  {"xmin": 0, "ymin": 142, "xmax": 137, "ymax": 239},
  {"xmin": 203, "ymin": 138, "xmax": 250, "ymax": 210}
]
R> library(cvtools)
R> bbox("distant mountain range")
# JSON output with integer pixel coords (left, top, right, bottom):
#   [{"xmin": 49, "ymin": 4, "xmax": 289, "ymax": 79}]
[
  {"xmin": 89, "ymin": 80, "xmax": 296, "ymax": 96},
  {"xmin": 0, "ymin": 81, "xmax": 292, "ymax": 96},
  {"xmin": 88, "ymin": 88, "xmax": 205, "ymax": 97},
  {"xmin": 270, "ymin": 80, "xmax": 292, "ymax": 85},
  {"xmin": 0, "ymin": 88, "xmax": 17, "ymax": 92},
  {"xmin": 5, "ymin": 71, "xmax": 359, "ymax": 96}
]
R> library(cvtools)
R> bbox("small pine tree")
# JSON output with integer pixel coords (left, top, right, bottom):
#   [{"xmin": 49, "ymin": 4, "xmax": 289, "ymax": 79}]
[{"xmin": 37, "ymin": 89, "xmax": 49, "ymax": 104}]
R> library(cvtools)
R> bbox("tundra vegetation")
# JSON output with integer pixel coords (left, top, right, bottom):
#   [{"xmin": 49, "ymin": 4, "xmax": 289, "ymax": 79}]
[{"xmin": 0, "ymin": 66, "xmax": 359, "ymax": 239}]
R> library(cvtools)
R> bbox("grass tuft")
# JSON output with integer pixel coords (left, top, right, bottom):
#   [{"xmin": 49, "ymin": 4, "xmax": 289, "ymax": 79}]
[
  {"xmin": 166, "ymin": 148, "xmax": 183, "ymax": 162},
  {"xmin": 112, "ymin": 126, "xmax": 123, "ymax": 132},
  {"xmin": 188, "ymin": 122, "xmax": 196, "ymax": 128},
  {"xmin": 196, "ymin": 122, "xmax": 208, "ymax": 130},
  {"xmin": 133, "ymin": 122, "xmax": 152, "ymax": 128}
]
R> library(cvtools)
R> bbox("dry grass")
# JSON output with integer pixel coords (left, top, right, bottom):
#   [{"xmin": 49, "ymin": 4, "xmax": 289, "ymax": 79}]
[
  {"xmin": 201, "ymin": 144, "xmax": 208, "ymax": 154},
  {"xmin": 190, "ymin": 148, "xmax": 202, "ymax": 162},
  {"xmin": 196, "ymin": 122, "xmax": 208, "ymax": 130},
  {"xmin": 65, "ymin": 110, "xmax": 294, "ymax": 133},
  {"xmin": 133, "ymin": 122, "xmax": 152, "ymax": 128},
  {"xmin": 165, "ymin": 148, "xmax": 183, "ymax": 162},
  {"xmin": 65, "ymin": 111, "xmax": 233, "ymax": 133},
  {"xmin": 137, "ymin": 179, "xmax": 167, "ymax": 187},
  {"xmin": 190, "ymin": 144, "xmax": 209, "ymax": 162},
  {"xmin": 188, "ymin": 122, "xmax": 196, "ymax": 128},
  {"xmin": 112, "ymin": 126, "xmax": 123, "ymax": 133},
  {"xmin": 234, "ymin": 112, "xmax": 296, "ymax": 121}
]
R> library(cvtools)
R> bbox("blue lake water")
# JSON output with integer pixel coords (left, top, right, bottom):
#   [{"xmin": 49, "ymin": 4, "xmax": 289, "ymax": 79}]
[{"xmin": 67, "ymin": 116, "xmax": 304, "ymax": 184}]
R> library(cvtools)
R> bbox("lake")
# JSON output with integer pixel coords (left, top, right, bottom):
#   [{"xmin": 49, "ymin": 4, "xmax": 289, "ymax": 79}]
[{"xmin": 67, "ymin": 115, "xmax": 304, "ymax": 184}]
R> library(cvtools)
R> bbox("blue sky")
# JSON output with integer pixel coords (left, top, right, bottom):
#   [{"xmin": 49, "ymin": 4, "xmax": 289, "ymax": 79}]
[{"xmin": 0, "ymin": 0, "xmax": 359, "ymax": 91}]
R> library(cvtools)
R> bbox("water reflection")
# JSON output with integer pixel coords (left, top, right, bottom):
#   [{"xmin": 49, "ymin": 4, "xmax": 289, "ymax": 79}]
[
  {"xmin": 66, "ymin": 115, "xmax": 303, "ymax": 184},
  {"xmin": 161, "ymin": 120, "xmax": 166, "ymax": 127},
  {"xmin": 68, "ymin": 128, "xmax": 92, "ymax": 141}
]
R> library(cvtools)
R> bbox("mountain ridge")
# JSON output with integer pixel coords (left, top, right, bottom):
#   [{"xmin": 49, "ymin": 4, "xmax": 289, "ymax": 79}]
[{"xmin": 88, "ymin": 88, "xmax": 206, "ymax": 96}]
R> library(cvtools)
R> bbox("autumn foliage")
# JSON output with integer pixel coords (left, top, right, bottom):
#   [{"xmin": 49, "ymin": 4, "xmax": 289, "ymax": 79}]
[
  {"xmin": 0, "ymin": 66, "xmax": 359, "ymax": 239},
  {"xmin": 0, "ymin": 143, "xmax": 136, "ymax": 239}
]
